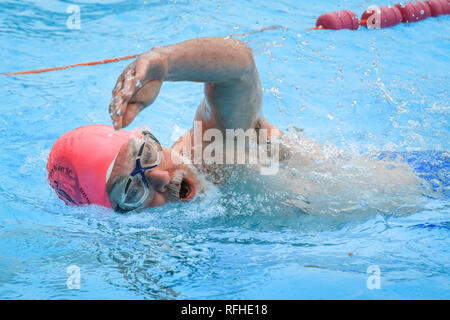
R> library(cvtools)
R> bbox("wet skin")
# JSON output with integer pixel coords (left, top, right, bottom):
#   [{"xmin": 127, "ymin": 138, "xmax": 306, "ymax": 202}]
[
  {"xmin": 105, "ymin": 36, "xmax": 421, "ymax": 212},
  {"xmin": 106, "ymin": 136, "xmax": 198, "ymax": 210},
  {"xmin": 106, "ymin": 37, "xmax": 276, "ymax": 210}
]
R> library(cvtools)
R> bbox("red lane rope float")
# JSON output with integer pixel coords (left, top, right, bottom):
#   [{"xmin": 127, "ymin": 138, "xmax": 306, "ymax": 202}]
[
  {"xmin": 424, "ymin": 0, "xmax": 450, "ymax": 17},
  {"xmin": 426, "ymin": 0, "xmax": 450, "ymax": 16},
  {"xmin": 0, "ymin": 54, "xmax": 139, "ymax": 75},
  {"xmin": 315, "ymin": 10, "xmax": 360, "ymax": 30},
  {"xmin": 395, "ymin": 1, "xmax": 432, "ymax": 23},
  {"xmin": 360, "ymin": 5, "xmax": 403, "ymax": 28},
  {"xmin": 315, "ymin": 0, "xmax": 449, "ymax": 31}
]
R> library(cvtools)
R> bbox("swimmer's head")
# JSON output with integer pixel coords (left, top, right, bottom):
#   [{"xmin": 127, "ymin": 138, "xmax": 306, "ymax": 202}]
[
  {"xmin": 47, "ymin": 124, "xmax": 199, "ymax": 211},
  {"xmin": 47, "ymin": 124, "xmax": 137, "ymax": 207},
  {"xmin": 105, "ymin": 130, "xmax": 199, "ymax": 212}
]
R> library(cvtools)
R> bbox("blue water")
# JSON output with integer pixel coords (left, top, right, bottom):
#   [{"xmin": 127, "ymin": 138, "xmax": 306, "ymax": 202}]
[{"xmin": 0, "ymin": 0, "xmax": 449, "ymax": 299}]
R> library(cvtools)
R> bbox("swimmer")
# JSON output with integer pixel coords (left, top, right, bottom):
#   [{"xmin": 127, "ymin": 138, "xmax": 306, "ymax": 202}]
[
  {"xmin": 47, "ymin": 37, "xmax": 423, "ymax": 213},
  {"xmin": 106, "ymin": 37, "xmax": 282, "ymax": 211}
]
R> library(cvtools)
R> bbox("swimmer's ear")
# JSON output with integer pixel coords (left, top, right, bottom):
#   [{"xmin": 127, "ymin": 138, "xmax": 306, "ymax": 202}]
[{"xmin": 122, "ymin": 80, "xmax": 162, "ymax": 128}]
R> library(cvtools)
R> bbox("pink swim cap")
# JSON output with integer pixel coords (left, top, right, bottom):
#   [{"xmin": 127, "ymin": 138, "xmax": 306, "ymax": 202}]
[{"xmin": 47, "ymin": 124, "xmax": 137, "ymax": 208}]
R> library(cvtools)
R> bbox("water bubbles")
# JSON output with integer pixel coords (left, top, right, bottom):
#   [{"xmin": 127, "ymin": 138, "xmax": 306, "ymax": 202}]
[
  {"xmin": 268, "ymin": 86, "xmax": 282, "ymax": 99},
  {"xmin": 351, "ymin": 100, "xmax": 357, "ymax": 107},
  {"xmin": 296, "ymin": 33, "xmax": 302, "ymax": 38},
  {"xmin": 272, "ymin": 41, "xmax": 282, "ymax": 47},
  {"xmin": 407, "ymin": 120, "xmax": 420, "ymax": 128},
  {"xmin": 327, "ymin": 114, "xmax": 334, "ymax": 120},
  {"xmin": 396, "ymin": 102, "xmax": 408, "ymax": 114},
  {"xmin": 135, "ymin": 79, "xmax": 142, "ymax": 89},
  {"xmin": 170, "ymin": 124, "xmax": 184, "ymax": 142},
  {"xmin": 269, "ymin": 86, "xmax": 279, "ymax": 93},
  {"xmin": 111, "ymin": 96, "xmax": 123, "ymax": 107}
]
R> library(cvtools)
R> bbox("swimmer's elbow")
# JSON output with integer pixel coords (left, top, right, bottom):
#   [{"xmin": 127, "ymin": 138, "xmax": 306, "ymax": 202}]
[{"xmin": 230, "ymin": 39, "xmax": 257, "ymax": 74}]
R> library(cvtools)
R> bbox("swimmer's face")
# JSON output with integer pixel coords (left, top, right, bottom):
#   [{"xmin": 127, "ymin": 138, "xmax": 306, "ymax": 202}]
[{"xmin": 106, "ymin": 135, "xmax": 198, "ymax": 212}]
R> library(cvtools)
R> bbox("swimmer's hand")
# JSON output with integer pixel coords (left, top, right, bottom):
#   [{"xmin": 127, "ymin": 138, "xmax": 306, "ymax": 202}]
[{"xmin": 109, "ymin": 52, "xmax": 167, "ymax": 129}]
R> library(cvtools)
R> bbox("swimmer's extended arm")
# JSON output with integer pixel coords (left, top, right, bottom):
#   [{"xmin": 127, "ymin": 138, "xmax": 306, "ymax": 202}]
[{"xmin": 109, "ymin": 37, "xmax": 264, "ymax": 131}]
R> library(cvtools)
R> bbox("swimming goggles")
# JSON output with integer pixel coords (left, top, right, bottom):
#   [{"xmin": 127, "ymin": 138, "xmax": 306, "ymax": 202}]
[{"xmin": 117, "ymin": 130, "xmax": 162, "ymax": 212}]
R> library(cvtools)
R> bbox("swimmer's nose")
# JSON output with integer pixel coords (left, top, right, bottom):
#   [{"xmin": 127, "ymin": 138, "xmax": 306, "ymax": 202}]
[{"xmin": 146, "ymin": 170, "xmax": 170, "ymax": 193}]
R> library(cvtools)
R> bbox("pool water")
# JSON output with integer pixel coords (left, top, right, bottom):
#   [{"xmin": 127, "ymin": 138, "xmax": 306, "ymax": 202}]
[{"xmin": 0, "ymin": 0, "xmax": 449, "ymax": 299}]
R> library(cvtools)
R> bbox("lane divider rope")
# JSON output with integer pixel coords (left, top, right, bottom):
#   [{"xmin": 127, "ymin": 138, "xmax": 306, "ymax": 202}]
[{"xmin": 1, "ymin": 25, "xmax": 279, "ymax": 76}]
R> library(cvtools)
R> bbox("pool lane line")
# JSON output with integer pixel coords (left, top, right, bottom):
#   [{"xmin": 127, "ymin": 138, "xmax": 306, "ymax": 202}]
[
  {"xmin": 0, "ymin": 54, "xmax": 139, "ymax": 76},
  {"xmin": 0, "ymin": 25, "xmax": 279, "ymax": 76}
]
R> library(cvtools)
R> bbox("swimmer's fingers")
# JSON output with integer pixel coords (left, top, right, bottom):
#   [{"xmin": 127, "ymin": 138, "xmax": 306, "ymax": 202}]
[
  {"xmin": 130, "ymin": 79, "xmax": 162, "ymax": 108},
  {"xmin": 110, "ymin": 52, "xmax": 167, "ymax": 129},
  {"xmin": 118, "ymin": 63, "xmax": 138, "ymax": 101},
  {"xmin": 109, "ymin": 99, "xmax": 124, "ymax": 129},
  {"xmin": 110, "ymin": 93, "xmax": 131, "ymax": 129},
  {"xmin": 122, "ymin": 102, "xmax": 144, "ymax": 128},
  {"xmin": 121, "ymin": 80, "xmax": 163, "ymax": 128},
  {"xmin": 110, "ymin": 62, "xmax": 138, "ymax": 128}
]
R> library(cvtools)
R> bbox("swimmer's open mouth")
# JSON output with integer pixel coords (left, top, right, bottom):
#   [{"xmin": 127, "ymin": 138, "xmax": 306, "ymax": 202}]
[
  {"xmin": 168, "ymin": 170, "xmax": 195, "ymax": 202},
  {"xmin": 179, "ymin": 179, "xmax": 190, "ymax": 199}
]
